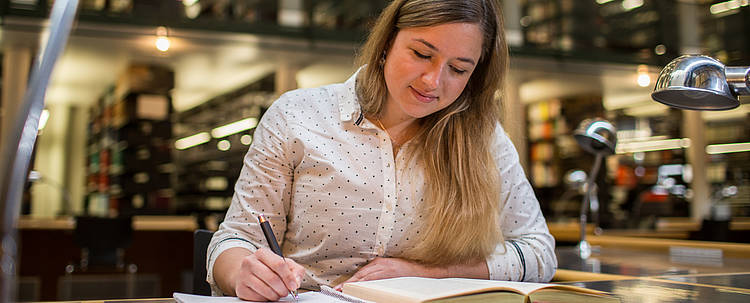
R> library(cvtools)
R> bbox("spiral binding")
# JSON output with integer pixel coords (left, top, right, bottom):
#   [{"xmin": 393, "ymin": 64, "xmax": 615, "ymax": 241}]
[{"xmin": 319, "ymin": 285, "xmax": 373, "ymax": 303}]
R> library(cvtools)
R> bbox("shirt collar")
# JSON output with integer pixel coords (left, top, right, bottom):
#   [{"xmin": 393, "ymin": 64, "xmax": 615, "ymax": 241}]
[{"xmin": 338, "ymin": 66, "xmax": 365, "ymax": 126}]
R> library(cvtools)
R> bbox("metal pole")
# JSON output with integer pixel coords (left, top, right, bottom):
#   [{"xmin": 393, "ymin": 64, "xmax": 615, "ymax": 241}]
[
  {"xmin": 578, "ymin": 153, "xmax": 603, "ymax": 259},
  {"xmin": 0, "ymin": 1, "xmax": 79, "ymax": 301}
]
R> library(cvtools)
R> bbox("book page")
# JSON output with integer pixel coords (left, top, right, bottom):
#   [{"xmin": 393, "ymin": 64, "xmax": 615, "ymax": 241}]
[
  {"xmin": 343, "ymin": 277, "xmax": 607, "ymax": 302},
  {"xmin": 344, "ymin": 277, "xmax": 527, "ymax": 302},
  {"xmin": 442, "ymin": 278, "xmax": 605, "ymax": 295}
]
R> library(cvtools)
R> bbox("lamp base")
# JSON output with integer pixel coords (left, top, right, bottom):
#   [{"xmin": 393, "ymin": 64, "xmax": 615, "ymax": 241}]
[{"xmin": 578, "ymin": 240, "xmax": 592, "ymax": 259}]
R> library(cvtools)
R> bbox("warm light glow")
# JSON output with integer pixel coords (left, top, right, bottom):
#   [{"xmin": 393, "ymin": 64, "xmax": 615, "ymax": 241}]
[
  {"xmin": 217, "ymin": 140, "xmax": 231, "ymax": 151},
  {"xmin": 622, "ymin": 0, "xmax": 644, "ymax": 11},
  {"xmin": 211, "ymin": 117, "xmax": 258, "ymax": 138},
  {"xmin": 38, "ymin": 109, "xmax": 49, "ymax": 130},
  {"xmin": 175, "ymin": 132, "xmax": 210, "ymax": 150},
  {"xmin": 241, "ymin": 134, "xmax": 253, "ymax": 145},
  {"xmin": 636, "ymin": 64, "xmax": 651, "ymax": 87},
  {"xmin": 616, "ymin": 138, "xmax": 691, "ymax": 154},
  {"xmin": 596, "ymin": 0, "xmax": 614, "ymax": 3},
  {"xmin": 182, "ymin": 0, "xmax": 198, "ymax": 6},
  {"xmin": 637, "ymin": 73, "xmax": 651, "ymax": 87},
  {"xmin": 706, "ymin": 142, "xmax": 750, "ymax": 154},
  {"xmin": 710, "ymin": 0, "xmax": 749, "ymax": 15},
  {"xmin": 654, "ymin": 44, "xmax": 667, "ymax": 55},
  {"xmin": 155, "ymin": 36, "xmax": 170, "ymax": 52}
]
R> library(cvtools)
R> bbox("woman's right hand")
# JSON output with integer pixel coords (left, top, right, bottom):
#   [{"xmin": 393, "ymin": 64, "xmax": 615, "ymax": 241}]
[{"xmin": 232, "ymin": 247, "xmax": 305, "ymax": 301}]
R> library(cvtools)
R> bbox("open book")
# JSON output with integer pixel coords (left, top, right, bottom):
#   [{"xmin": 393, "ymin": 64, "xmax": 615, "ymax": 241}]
[{"xmin": 342, "ymin": 277, "xmax": 620, "ymax": 303}]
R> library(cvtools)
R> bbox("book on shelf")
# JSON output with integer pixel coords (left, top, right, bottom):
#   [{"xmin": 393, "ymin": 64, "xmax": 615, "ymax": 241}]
[{"xmin": 342, "ymin": 277, "xmax": 620, "ymax": 303}]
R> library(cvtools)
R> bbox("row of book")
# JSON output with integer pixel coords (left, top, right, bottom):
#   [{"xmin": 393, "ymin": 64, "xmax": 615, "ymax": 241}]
[{"xmin": 86, "ymin": 64, "xmax": 175, "ymax": 216}]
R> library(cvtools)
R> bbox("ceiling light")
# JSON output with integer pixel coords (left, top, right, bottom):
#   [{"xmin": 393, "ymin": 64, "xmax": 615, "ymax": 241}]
[
  {"xmin": 217, "ymin": 140, "xmax": 231, "ymax": 151},
  {"xmin": 616, "ymin": 138, "xmax": 691, "ymax": 154},
  {"xmin": 211, "ymin": 117, "xmax": 258, "ymax": 138},
  {"xmin": 654, "ymin": 44, "xmax": 667, "ymax": 55},
  {"xmin": 241, "ymin": 134, "xmax": 253, "ymax": 145},
  {"xmin": 155, "ymin": 26, "xmax": 170, "ymax": 52},
  {"xmin": 637, "ymin": 66, "xmax": 651, "ymax": 87},
  {"xmin": 622, "ymin": 0, "xmax": 644, "ymax": 11},
  {"xmin": 706, "ymin": 142, "xmax": 750, "ymax": 154},
  {"xmin": 710, "ymin": 0, "xmax": 749, "ymax": 15},
  {"xmin": 175, "ymin": 132, "xmax": 210, "ymax": 150}
]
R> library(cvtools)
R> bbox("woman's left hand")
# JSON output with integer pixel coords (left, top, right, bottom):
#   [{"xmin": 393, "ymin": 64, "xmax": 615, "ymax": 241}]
[{"xmin": 334, "ymin": 257, "xmax": 444, "ymax": 290}]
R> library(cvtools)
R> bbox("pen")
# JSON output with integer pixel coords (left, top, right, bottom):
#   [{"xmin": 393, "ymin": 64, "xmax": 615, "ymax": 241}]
[{"xmin": 258, "ymin": 214, "xmax": 299, "ymax": 302}]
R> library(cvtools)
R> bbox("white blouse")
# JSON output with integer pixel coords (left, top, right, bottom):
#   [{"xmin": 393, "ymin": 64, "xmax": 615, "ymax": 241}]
[{"xmin": 206, "ymin": 70, "xmax": 557, "ymax": 294}]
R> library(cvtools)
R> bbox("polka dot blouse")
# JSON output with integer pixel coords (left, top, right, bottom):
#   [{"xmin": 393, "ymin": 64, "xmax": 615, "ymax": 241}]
[{"xmin": 206, "ymin": 70, "xmax": 557, "ymax": 294}]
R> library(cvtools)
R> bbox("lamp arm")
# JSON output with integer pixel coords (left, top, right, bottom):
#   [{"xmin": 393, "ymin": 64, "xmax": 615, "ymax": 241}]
[
  {"xmin": 0, "ymin": 1, "xmax": 79, "ymax": 302},
  {"xmin": 579, "ymin": 153, "xmax": 604, "ymax": 256},
  {"xmin": 725, "ymin": 66, "xmax": 750, "ymax": 96}
]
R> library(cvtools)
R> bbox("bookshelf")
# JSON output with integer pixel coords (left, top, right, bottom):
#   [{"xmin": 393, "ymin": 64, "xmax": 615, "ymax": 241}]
[
  {"xmin": 173, "ymin": 73, "xmax": 275, "ymax": 216},
  {"xmin": 85, "ymin": 64, "xmax": 175, "ymax": 217}
]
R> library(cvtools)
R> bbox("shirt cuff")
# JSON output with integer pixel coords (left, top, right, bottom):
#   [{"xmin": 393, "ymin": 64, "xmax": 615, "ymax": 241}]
[
  {"xmin": 206, "ymin": 238, "xmax": 258, "ymax": 295},
  {"xmin": 486, "ymin": 241, "xmax": 524, "ymax": 281}
]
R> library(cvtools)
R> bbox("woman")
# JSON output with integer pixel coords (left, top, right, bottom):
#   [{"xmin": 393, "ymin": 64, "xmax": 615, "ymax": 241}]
[{"xmin": 208, "ymin": 0, "xmax": 557, "ymax": 301}]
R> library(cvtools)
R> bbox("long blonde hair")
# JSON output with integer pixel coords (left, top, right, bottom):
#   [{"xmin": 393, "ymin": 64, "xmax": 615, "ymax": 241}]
[{"xmin": 356, "ymin": 0, "xmax": 508, "ymax": 265}]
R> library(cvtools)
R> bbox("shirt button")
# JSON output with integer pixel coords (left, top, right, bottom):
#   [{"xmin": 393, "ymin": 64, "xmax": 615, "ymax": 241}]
[
  {"xmin": 377, "ymin": 246, "xmax": 385, "ymax": 255},
  {"xmin": 386, "ymin": 163, "xmax": 391, "ymax": 168}
]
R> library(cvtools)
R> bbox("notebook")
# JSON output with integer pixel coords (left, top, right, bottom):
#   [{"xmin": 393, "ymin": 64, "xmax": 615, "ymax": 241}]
[
  {"xmin": 173, "ymin": 286, "xmax": 371, "ymax": 303},
  {"xmin": 341, "ymin": 277, "xmax": 621, "ymax": 303}
]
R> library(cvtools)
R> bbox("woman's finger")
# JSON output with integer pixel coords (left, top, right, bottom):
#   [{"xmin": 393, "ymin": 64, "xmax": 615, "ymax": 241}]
[
  {"xmin": 245, "ymin": 271, "xmax": 284, "ymax": 301},
  {"xmin": 245, "ymin": 250, "xmax": 293, "ymax": 298}
]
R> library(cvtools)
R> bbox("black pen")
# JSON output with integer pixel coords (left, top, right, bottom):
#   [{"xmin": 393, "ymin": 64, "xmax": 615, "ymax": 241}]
[{"xmin": 258, "ymin": 214, "xmax": 299, "ymax": 301}]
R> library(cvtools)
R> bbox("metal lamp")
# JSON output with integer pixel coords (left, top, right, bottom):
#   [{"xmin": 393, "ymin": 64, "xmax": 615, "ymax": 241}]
[
  {"xmin": 652, "ymin": 55, "xmax": 749, "ymax": 110},
  {"xmin": 0, "ymin": 1, "xmax": 79, "ymax": 302},
  {"xmin": 573, "ymin": 118, "xmax": 617, "ymax": 259}
]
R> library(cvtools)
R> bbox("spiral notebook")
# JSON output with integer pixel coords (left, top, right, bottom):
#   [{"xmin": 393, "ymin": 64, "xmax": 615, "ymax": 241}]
[{"xmin": 173, "ymin": 286, "xmax": 371, "ymax": 303}]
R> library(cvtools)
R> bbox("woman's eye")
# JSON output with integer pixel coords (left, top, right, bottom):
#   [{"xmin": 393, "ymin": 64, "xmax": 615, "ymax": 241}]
[
  {"xmin": 451, "ymin": 66, "xmax": 467, "ymax": 74},
  {"xmin": 412, "ymin": 50, "xmax": 430, "ymax": 59}
]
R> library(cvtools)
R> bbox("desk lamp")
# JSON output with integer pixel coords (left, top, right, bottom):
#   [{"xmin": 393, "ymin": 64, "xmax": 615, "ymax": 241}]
[
  {"xmin": 652, "ymin": 55, "xmax": 749, "ymax": 110},
  {"xmin": 0, "ymin": 1, "xmax": 79, "ymax": 302},
  {"xmin": 573, "ymin": 119, "xmax": 617, "ymax": 259}
]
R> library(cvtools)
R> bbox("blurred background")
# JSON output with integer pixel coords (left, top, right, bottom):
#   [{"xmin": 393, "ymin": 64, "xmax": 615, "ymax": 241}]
[{"xmin": 1, "ymin": 0, "xmax": 748, "ymax": 301}]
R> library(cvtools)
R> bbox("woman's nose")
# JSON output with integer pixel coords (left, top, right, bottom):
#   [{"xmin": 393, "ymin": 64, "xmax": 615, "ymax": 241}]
[{"xmin": 421, "ymin": 63, "xmax": 443, "ymax": 91}]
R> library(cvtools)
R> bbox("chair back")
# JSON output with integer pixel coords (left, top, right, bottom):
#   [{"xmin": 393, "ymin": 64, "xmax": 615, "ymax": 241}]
[
  {"xmin": 73, "ymin": 216, "xmax": 133, "ymax": 269},
  {"xmin": 193, "ymin": 229, "xmax": 214, "ymax": 295}
]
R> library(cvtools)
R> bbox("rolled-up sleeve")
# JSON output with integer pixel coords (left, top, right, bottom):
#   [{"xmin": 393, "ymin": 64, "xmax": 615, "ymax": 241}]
[
  {"xmin": 485, "ymin": 123, "xmax": 557, "ymax": 282},
  {"xmin": 205, "ymin": 96, "xmax": 296, "ymax": 295}
]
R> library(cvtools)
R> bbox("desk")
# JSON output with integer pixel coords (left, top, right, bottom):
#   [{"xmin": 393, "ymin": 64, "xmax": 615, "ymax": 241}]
[{"xmin": 555, "ymin": 240, "xmax": 750, "ymax": 303}]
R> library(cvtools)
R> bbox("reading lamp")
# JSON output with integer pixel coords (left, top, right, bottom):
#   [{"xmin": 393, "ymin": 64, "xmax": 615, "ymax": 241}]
[
  {"xmin": 0, "ymin": 1, "xmax": 79, "ymax": 302},
  {"xmin": 573, "ymin": 118, "xmax": 617, "ymax": 259},
  {"xmin": 652, "ymin": 55, "xmax": 749, "ymax": 110}
]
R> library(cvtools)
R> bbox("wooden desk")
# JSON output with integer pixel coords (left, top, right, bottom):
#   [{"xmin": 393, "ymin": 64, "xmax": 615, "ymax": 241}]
[{"xmin": 554, "ymin": 244, "xmax": 750, "ymax": 302}]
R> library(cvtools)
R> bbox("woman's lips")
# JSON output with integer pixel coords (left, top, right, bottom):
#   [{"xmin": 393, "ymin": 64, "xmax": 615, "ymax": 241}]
[{"xmin": 410, "ymin": 86, "xmax": 438, "ymax": 103}]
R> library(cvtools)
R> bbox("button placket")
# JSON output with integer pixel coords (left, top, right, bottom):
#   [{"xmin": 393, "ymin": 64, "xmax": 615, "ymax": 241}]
[{"xmin": 375, "ymin": 127, "xmax": 397, "ymax": 257}]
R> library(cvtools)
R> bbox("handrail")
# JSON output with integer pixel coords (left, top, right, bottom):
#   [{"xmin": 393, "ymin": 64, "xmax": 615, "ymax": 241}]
[{"xmin": 0, "ymin": 0, "xmax": 79, "ymax": 302}]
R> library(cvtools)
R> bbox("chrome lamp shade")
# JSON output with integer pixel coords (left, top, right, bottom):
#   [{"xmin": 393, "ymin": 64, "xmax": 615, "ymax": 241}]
[
  {"xmin": 573, "ymin": 119, "xmax": 617, "ymax": 156},
  {"xmin": 652, "ymin": 55, "xmax": 749, "ymax": 111}
]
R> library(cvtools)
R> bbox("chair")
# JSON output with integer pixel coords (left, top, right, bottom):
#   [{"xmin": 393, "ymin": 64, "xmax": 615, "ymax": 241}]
[
  {"xmin": 193, "ymin": 229, "xmax": 214, "ymax": 295},
  {"xmin": 71, "ymin": 216, "xmax": 134, "ymax": 271},
  {"xmin": 60, "ymin": 216, "xmax": 150, "ymax": 300}
]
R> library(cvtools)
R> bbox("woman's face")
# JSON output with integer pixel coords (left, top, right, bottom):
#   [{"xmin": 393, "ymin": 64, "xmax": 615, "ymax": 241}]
[{"xmin": 383, "ymin": 22, "xmax": 483, "ymax": 120}]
